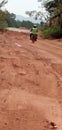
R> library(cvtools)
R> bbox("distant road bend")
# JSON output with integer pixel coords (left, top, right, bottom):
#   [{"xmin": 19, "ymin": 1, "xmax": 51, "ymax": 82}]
[{"xmin": 7, "ymin": 27, "xmax": 30, "ymax": 33}]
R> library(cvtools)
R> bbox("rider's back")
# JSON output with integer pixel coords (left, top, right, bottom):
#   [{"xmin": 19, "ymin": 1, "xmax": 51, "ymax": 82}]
[{"xmin": 31, "ymin": 27, "xmax": 38, "ymax": 34}]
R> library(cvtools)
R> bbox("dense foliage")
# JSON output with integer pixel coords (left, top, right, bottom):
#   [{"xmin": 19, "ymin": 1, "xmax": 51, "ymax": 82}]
[
  {"xmin": 38, "ymin": 0, "xmax": 62, "ymax": 38},
  {"xmin": 26, "ymin": 0, "xmax": 62, "ymax": 38},
  {"xmin": 0, "ymin": 0, "xmax": 34, "ymax": 29},
  {"xmin": 43, "ymin": 27, "xmax": 62, "ymax": 38},
  {"xmin": 0, "ymin": 10, "xmax": 34, "ymax": 29}
]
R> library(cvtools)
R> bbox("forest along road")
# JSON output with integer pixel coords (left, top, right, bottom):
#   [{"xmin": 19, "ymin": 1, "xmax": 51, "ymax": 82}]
[{"xmin": 0, "ymin": 29, "xmax": 62, "ymax": 130}]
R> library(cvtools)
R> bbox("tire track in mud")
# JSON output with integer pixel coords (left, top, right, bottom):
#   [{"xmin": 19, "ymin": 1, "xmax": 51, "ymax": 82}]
[
  {"xmin": 21, "ymin": 43, "xmax": 62, "ymax": 86},
  {"xmin": 21, "ymin": 44, "xmax": 62, "ymax": 128},
  {"xmin": 0, "ymin": 31, "xmax": 62, "ymax": 130},
  {"xmin": 37, "ymin": 39, "xmax": 62, "ymax": 59},
  {"xmin": 13, "ymin": 43, "xmax": 62, "ymax": 99},
  {"xmin": 0, "ymin": 40, "xmax": 62, "ymax": 97},
  {"xmin": 19, "ymin": 44, "xmax": 62, "ymax": 129},
  {"xmin": 0, "ymin": 88, "xmax": 62, "ymax": 130}
]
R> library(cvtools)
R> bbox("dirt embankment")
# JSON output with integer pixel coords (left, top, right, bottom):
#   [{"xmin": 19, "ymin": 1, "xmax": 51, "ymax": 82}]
[{"xmin": 0, "ymin": 30, "xmax": 62, "ymax": 130}]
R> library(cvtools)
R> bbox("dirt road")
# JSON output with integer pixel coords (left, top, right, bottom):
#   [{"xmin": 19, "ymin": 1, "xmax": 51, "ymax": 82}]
[{"xmin": 0, "ymin": 30, "xmax": 62, "ymax": 130}]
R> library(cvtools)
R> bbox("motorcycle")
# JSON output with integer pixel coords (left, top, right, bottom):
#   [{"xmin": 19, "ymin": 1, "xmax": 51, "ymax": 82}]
[{"xmin": 30, "ymin": 33, "xmax": 37, "ymax": 43}]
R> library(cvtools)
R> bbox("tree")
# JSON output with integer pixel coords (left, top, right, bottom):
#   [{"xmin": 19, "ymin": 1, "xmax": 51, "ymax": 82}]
[
  {"xmin": 38, "ymin": 0, "xmax": 62, "ymax": 38},
  {"xmin": 0, "ymin": 10, "xmax": 8, "ymax": 28},
  {"xmin": 4, "ymin": 10, "xmax": 34, "ymax": 28},
  {"xmin": 4, "ymin": 10, "xmax": 16, "ymax": 27},
  {"xmin": 26, "ymin": 0, "xmax": 49, "ymax": 22},
  {"xmin": 38, "ymin": 0, "xmax": 62, "ymax": 28},
  {"xmin": 0, "ymin": 0, "xmax": 8, "ymax": 28},
  {"xmin": 21, "ymin": 20, "xmax": 34, "ymax": 29},
  {"xmin": 26, "ymin": 0, "xmax": 62, "ymax": 28},
  {"xmin": 26, "ymin": 0, "xmax": 62, "ymax": 38},
  {"xmin": 0, "ymin": 0, "xmax": 8, "ymax": 8},
  {"xmin": 43, "ymin": 0, "xmax": 62, "ymax": 26}
]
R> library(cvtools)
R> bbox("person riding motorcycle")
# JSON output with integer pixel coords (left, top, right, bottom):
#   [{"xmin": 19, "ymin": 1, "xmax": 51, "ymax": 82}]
[{"xmin": 30, "ymin": 25, "xmax": 38, "ymax": 41}]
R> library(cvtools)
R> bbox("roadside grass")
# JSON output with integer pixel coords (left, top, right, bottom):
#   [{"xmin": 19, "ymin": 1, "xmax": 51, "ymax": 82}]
[{"xmin": 42, "ymin": 27, "xmax": 62, "ymax": 38}]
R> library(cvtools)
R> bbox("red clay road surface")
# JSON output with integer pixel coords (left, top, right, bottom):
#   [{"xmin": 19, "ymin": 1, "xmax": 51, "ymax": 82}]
[{"xmin": 0, "ymin": 30, "xmax": 62, "ymax": 130}]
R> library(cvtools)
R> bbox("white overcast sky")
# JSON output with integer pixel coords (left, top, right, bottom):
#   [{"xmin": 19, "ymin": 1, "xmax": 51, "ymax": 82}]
[{"xmin": 4, "ymin": 0, "xmax": 40, "ymax": 16}]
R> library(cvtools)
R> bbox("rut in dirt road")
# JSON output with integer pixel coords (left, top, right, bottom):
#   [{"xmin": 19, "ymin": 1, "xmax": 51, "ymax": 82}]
[
  {"xmin": 0, "ymin": 31, "xmax": 62, "ymax": 130},
  {"xmin": 0, "ymin": 88, "xmax": 62, "ymax": 130}
]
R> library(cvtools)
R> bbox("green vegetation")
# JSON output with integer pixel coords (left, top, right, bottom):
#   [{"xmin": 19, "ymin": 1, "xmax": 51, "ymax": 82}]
[
  {"xmin": 0, "ymin": 1, "xmax": 8, "ymax": 29},
  {"xmin": 39, "ymin": 0, "xmax": 62, "ymax": 38},
  {"xmin": 0, "ymin": 0, "xmax": 34, "ymax": 30},
  {"xmin": 43, "ymin": 27, "xmax": 62, "ymax": 38},
  {"xmin": 4, "ymin": 10, "xmax": 16, "ymax": 27},
  {"xmin": 0, "ymin": 10, "xmax": 34, "ymax": 29},
  {"xmin": 26, "ymin": 0, "xmax": 62, "ymax": 38},
  {"xmin": 15, "ymin": 20, "xmax": 34, "ymax": 29},
  {"xmin": 0, "ymin": 10, "xmax": 8, "ymax": 28},
  {"xmin": 0, "ymin": 0, "xmax": 62, "ymax": 38}
]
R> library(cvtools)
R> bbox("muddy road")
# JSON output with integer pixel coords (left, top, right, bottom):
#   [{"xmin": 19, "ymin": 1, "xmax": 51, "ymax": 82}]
[{"xmin": 0, "ymin": 30, "xmax": 62, "ymax": 130}]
